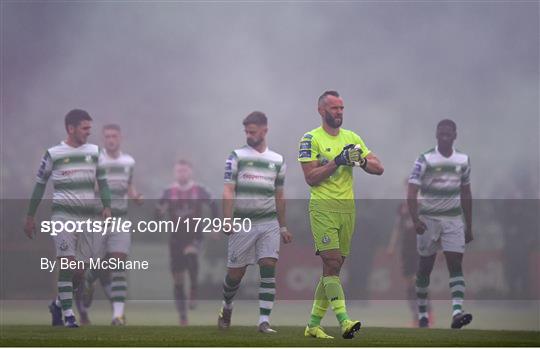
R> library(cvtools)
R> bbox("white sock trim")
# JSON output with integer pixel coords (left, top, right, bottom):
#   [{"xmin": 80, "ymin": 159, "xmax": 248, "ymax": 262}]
[
  {"xmin": 112, "ymin": 302, "xmax": 125, "ymax": 318},
  {"xmin": 258, "ymin": 315, "xmax": 269, "ymax": 325},
  {"xmin": 222, "ymin": 300, "xmax": 233, "ymax": 310}
]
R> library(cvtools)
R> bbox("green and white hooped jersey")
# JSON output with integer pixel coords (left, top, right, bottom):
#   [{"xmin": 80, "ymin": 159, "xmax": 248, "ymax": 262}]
[
  {"xmin": 408, "ymin": 147, "xmax": 471, "ymax": 218},
  {"xmin": 224, "ymin": 145, "xmax": 285, "ymax": 223},
  {"xmin": 36, "ymin": 141, "xmax": 104, "ymax": 220},
  {"xmin": 98, "ymin": 151, "xmax": 135, "ymax": 216}
]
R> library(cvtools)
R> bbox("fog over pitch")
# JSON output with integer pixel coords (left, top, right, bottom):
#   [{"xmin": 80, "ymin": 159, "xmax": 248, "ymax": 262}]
[{"xmin": 2, "ymin": 2, "xmax": 538, "ymax": 199}]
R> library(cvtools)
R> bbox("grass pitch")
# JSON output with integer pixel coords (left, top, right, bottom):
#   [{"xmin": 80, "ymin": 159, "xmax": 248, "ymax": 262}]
[{"xmin": 1, "ymin": 325, "xmax": 539, "ymax": 347}]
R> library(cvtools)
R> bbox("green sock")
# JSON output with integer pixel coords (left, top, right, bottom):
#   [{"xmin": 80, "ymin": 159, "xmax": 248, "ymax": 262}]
[
  {"xmin": 58, "ymin": 268, "xmax": 74, "ymax": 316},
  {"xmin": 308, "ymin": 277, "xmax": 329, "ymax": 327},
  {"xmin": 111, "ymin": 268, "xmax": 127, "ymax": 303},
  {"xmin": 259, "ymin": 265, "xmax": 276, "ymax": 318},
  {"xmin": 449, "ymin": 271, "xmax": 465, "ymax": 316},
  {"xmin": 416, "ymin": 274, "xmax": 430, "ymax": 320},
  {"xmin": 322, "ymin": 276, "xmax": 350, "ymax": 325}
]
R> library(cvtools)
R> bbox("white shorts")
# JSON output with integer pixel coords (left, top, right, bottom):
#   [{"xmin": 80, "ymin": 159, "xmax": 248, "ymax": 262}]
[
  {"xmin": 77, "ymin": 230, "xmax": 106, "ymax": 262},
  {"xmin": 227, "ymin": 220, "xmax": 280, "ymax": 268},
  {"xmin": 104, "ymin": 232, "xmax": 131, "ymax": 255},
  {"xmin": 50, "ymin": 216, "xmax": 89, "ymax": 259},
  {"xmin": 417, "ymin": 216, "xmax": 465, "ymax": 257},
  {"xmin": 52, "ymin": 225, "xmax": 105, "ymax": 261}
]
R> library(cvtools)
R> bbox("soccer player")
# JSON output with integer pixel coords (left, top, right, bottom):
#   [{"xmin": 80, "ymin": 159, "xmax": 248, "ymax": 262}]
[
  {"xmin": 157, "ymin": 159, "xmax": 218, "ymax": 326},
  {"xmin": 76, "ymin": 123, "xmax": 142, "ymax": 326},
  {"xmin": 217, "ymin": 111, "xmax": 292, "ymax": 334},
  {"xmin": 298, "ymin": 90, "xmax": 383, "ymax": 339},
  {"xmin": 24, "ymin": 109, "xmax": 112, "ymax": 328},
  {"xmin": 407, "ymin": 119, "xmax": 473, "ymax": 329}
]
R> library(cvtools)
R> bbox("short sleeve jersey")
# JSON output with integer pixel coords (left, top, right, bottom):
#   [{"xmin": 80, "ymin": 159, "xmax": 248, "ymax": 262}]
[
  {"xmin": 408, "ymin": 147, "xmax": 471, "ymax": 217},
  {"xmin": 98, "ymin": 150, "xmax": 135, "ymax": 217},
  {"xmin": 36, "ymin": 141, "xmax": 103, "ymax": 219},
  {"xmin": 297, "ymin": 127, "xmax": 370, "ymax": 213},
  {"xmin": 224, "ymin": 145, "xmax": 285, "ymax": 223}
]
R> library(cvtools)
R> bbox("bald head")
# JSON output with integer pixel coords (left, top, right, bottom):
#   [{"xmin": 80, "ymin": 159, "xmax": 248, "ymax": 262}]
[{"xmin": 318, "ymin": 90, "xmax": 344, "ymax": 129}]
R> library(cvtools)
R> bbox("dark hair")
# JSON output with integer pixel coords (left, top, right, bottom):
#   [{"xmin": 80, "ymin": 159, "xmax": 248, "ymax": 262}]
[
  {"xmin": 318, "ymin": 90, "xmax": 340, "ymax": 106},
  {"xmin": 176, "ymin": 159, "xmax": 192, "ymax": 167},
  {"xmin": 65, "ymin": 109, "xmax": 92, "ymax": 130},
  {"xmin": 103, "ymin": 123, "xmax": 121, "ymax": 132},
  {"xmin": 242, "ymin": 111, "xmax": 267, "ymax": 126},
  {"xmin": 437, "ymin": 119, "xmax": 457, "ymax": 131}
]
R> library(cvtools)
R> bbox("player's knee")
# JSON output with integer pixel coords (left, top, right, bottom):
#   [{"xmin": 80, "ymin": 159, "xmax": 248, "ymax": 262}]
[
  {"xmin": 258, "ymin": 258, "xmax": 277, "ymax": 268},
  {"xmin": 323, "ymin": 258, "xmax": 342, "ymax": 275},
  {"xmin": 172, "ymin": 271, "xmax": 186, "ymax": 285},
  {"xmin": 227, "ymin": 267, "xmax": 246, "ymax": 281},
  {"xmin": 417, "ymin": 254, "xmax": 436, "ymax": 276},
  {"xmin": 72, "ymin": 264, "xmax": 85, "ymax": 277},
  {"xmin": 107, "ymin": 252, "xmax": 127, "ymax": 261}
]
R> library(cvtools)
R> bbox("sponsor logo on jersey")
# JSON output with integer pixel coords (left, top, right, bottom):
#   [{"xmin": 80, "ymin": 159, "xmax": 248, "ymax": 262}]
[
  {"xmin": 410, "ymin": 163, "xmax": 422, "ymax": 180},
  {"xmin": 299, "ymin": 150, "xmax": 311, "ymax": 159},
  {"xmin": 37, "ymin": 156, "xmax": 48, "ymax": 178},
  {"xmin": 325, "ymin": 148, "xmax": 331, "ymax": 152},
  {"xmin": 60, "ymin": 169, "xmax": 92, "ymax": 176},
  {"xmin": 300, "ymin": 141, "xmax": 311, "ymax": 150},
  {"xmin": 224, "ymin": 159, "xmax": 233, "ymax": 180},
  {"xmin": 241, "ymin": 173, "xmax": 274, "ymax": 182},
  {"xmin": 303, "ymin": 134, "xmax": 313, "ymax": 139}
]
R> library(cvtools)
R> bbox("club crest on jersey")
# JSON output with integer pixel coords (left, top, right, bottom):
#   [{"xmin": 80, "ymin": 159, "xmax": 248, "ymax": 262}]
[
  {"xmin": 63, "ymin": 158, "xmax": 70, "ymax": 164},
  {"xmin": 268, "ymin": 163, "xmax": 276, "ymax": 170},
  {"xmin": 322, "ymin": 235, "xmax": 331, "ymax": 244},
  {"xmin": 59, "ymin": 240, "xmax": 69, "ymax": 251},
  {"xmin": 317, "ymin": 154, "xmax": 329, "ymax": 165},
  {"xmin": 85, "ymin": 155, "xmax": 92, "ymax": 163},
  {"xmin": 456, "ymin": 165, "xmax": 461, "ymax": 172}
]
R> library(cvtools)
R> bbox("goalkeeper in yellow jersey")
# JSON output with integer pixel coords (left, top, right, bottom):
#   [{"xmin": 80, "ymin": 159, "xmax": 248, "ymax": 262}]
[{"xmin": 298, "ymin": 90, "xmax": 384, "ymax": 339}]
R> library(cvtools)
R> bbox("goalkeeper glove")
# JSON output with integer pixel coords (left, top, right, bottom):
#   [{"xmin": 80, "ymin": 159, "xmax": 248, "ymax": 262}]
[
  {"xmin": 334, "ymin": 144, "xmax": 358, "ymax": 166},
  {"xmin": 334, "ymin": 144, "xmax": 367, "ymax": 168}
]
